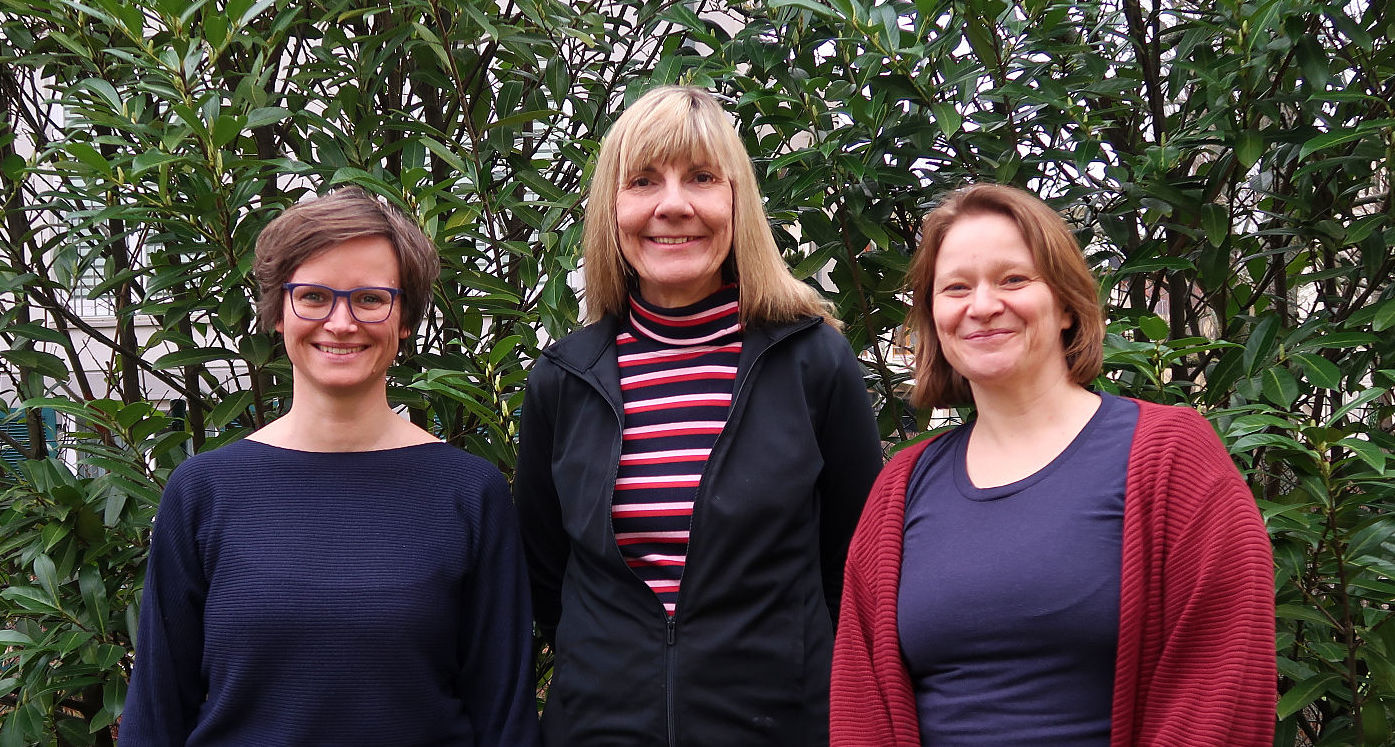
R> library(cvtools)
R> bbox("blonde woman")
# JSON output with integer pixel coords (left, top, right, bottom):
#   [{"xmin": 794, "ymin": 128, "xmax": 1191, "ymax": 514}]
[{"xmin": 515, "ymin": 86, "xmax": 883, "ymax": 746}]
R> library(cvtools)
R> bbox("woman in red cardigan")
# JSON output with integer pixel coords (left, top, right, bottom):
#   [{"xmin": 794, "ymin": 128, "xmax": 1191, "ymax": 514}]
[{"xmin": 831, "ymin": 183, "xmax": 1274, "ymax": 746}]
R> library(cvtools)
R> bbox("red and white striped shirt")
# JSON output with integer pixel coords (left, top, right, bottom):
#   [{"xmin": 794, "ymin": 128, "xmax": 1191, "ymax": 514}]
[{"xmin": 612, "ymin": 285, "xmax": 741, "ymax": 616}]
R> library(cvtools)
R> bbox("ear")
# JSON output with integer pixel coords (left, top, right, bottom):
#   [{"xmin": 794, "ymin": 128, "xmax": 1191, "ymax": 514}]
[
  {"xmin": 275, "ymin": 318, "xmax": 284, "ymax": 334},
  {"xmin": 399, "ymin": 324, "xmax": 410, "ymax": 340}
]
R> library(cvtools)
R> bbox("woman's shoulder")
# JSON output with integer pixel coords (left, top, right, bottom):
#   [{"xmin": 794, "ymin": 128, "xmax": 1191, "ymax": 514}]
[
  {"xmin": 1125, "ymin": 398, "xmax": 1218, "ymax": 441},
  {"xmin": 168, "ymin": 437, "xmax": 268, "ymax": 482}
]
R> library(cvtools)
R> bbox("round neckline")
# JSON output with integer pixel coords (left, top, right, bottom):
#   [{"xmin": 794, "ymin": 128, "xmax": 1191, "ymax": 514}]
[
  {"xmin": 952, "ymin": 393, "xmax": 1114, "ymax": 502},
  {"xmin": 238, "ymin": 437, "xmax": 447, "ymax": 456}
]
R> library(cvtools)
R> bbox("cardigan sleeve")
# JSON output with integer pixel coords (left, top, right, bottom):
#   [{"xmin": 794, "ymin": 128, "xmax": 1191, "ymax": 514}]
[
  {"xmin": 120, "ymin": 466, "xmax": 208, "ymax": 746},
  {"xmin": 1112, "ymin": 404, "xmax": 1275, "ymax": 746},
  {"xmin": 831, "ymin": 443, "xmax": 927, "ymax": 747},
  {"xmin": 513, "ymin": 358, "xmax": 570, "ymax": 647}
]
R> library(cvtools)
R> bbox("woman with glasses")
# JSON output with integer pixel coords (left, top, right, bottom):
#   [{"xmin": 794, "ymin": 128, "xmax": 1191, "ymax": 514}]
[
  {"xmin": 121, "ymin": 188, "xmax": 539, "ymax": 746},
  {"xmin": 514, "ymin": 86, "xmax": 883, "ymax": 745}
]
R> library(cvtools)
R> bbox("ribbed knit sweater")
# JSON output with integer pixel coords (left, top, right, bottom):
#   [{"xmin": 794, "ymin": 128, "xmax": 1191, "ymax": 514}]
[
  {"xmin": 120, "ymin": 439, "xmax": 540, "ymax": 746},
  {"xmin": 831, "ymin": 400, "xmax": 1275, "ymax": 746},
  {"xmin": 613, "ymin": 285, "xmax": 741, "ymax": 615}
]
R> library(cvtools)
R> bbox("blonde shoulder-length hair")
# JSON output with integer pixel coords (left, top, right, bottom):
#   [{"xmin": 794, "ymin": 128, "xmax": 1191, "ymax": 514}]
[{"xmin": 582, "ymin": 85, "xmax": 836, "ymax": 328}]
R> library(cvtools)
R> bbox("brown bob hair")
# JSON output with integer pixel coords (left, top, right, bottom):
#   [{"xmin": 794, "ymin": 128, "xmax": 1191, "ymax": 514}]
[
  {"xmin": 908, "ymin": 183, "xmax": 1104, "ymax": 409},
  {"xmin": 582, "ymin": 85, "xmax": 835, "ymax": 327},
  {"xmin": 253, "ymin": 187, "xmax": 440, "ymax": 335}
]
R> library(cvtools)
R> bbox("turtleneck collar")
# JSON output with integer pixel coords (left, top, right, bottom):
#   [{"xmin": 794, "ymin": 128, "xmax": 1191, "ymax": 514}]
[{"xmin": 626, "ymin": 284, "xmax": 741, "ymax": 347}]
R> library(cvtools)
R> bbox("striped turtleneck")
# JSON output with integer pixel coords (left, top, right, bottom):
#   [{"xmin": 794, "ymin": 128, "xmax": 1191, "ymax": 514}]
[{"xmin": 612, "ymin": 284, "xmax": 742, "ymax": 616}]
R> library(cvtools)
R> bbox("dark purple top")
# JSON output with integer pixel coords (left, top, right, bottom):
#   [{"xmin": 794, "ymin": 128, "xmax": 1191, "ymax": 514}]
[
  {"xmin": 121, "ymin": 439, "xmax": 540, "ymax": 746},
  {"xmin": 898, "ymin": 393, "xmax": 1138, "ymax": 745}
]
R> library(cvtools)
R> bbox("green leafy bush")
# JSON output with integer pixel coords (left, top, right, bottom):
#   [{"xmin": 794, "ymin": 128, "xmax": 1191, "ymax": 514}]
[{"xmin": 2, "ymin": 0, "xmax": 1391, "ymax": 743}]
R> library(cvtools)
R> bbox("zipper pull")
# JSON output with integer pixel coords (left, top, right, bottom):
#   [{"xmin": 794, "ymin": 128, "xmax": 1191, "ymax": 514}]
[{"xmin": 666, "ymin": 616, "xmax": 676, "ymax": 646}]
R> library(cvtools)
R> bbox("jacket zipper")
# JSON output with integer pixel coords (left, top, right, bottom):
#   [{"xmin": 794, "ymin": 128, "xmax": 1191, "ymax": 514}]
[
  {"xmin": 659, "ymin": 318, "xmax": 817, "ymax": 746},
  {"xmin": 666, "ymin": 616, "xmax": 678, "ymax": 747}
]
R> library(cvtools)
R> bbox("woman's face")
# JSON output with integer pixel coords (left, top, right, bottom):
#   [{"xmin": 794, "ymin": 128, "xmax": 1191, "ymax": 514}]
[
  {"xmin": 276, "ymin": 235, "xmax": 408, "ymax": 399},
  {"xmin": 931, "ymin": 212, "xmax": 1072, "ymax": 395},
  {"xmin": 615, "ymin": 157, "xmax": 733, "ymax": 308}
]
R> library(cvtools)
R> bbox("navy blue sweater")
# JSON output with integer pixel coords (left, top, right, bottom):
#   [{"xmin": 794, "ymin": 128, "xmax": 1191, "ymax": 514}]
[{"xmin": 121, "ymin": 439, "xmax": 539, "ymax": 746}]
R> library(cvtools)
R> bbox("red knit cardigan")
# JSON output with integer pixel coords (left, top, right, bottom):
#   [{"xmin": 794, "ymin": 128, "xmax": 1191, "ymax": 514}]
[{"xmin": 831, "ymin": 400, "xmax": 1275, "ymax": 746}]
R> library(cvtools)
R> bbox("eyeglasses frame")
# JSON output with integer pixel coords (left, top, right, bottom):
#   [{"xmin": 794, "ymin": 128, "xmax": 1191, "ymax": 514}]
[{"xmin": 282, "ymin": 283, "xmax": 403, "ymax": 324}]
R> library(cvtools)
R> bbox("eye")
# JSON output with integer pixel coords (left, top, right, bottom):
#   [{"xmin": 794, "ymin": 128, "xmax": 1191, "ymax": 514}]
[
  {"xmin": 352, "ymin": 290, "xmax": 390, "ymax": 308},
  {"xmin": 296, "ymin": 287, "xmax": 330, "ymax": 304},
  {"xmin": 1002, "ymin": 274, "xmax": 1032, "ymax": 287},
  {"xmin": 693, "ymin": 171, "xmax": 719, "ymax": 183},
  {"xmin": 937, "ymin": 282, "xmax": 970, "ymax": 296}
]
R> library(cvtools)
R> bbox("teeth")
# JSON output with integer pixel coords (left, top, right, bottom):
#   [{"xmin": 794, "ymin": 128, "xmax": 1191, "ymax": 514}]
[
  {"xmin": 651, "ymin": 236, "xmax": 696, "ymax": 244},
  {"xmin": 317, "ymin": 345, "xmax": 362, "ymax": 355}
]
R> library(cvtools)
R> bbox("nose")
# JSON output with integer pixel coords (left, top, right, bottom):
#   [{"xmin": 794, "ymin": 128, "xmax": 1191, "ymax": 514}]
[
  {"xmin": 321, "ymin": 297, "xmax": 360, "ymax": 332},
  {"xmin": 967, "ymin": 283, "xmax": 1004, "ymax": 318},
  {"xmin": 653, "ymin": 180, "xmax": 695, "ymax": 219}
]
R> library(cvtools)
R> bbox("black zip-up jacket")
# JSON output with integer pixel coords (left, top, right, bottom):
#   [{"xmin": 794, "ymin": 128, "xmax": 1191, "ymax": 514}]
[{"xmin": 515, "ymin": 313, "xmax": 884, "ymax": 746}]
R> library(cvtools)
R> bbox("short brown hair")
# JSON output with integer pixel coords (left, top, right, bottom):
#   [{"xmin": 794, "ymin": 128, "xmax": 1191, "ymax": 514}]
[
  {"xmin": 908, "ymin": 183, "xmax": 1104, "ymax": 409},
  {"xmin": 253, "ymin": 187, "xmax": 440, "ymax": 334},
  {"xmin": 582, "ymin": 86, "xmax": 835, "ymax": 327}
]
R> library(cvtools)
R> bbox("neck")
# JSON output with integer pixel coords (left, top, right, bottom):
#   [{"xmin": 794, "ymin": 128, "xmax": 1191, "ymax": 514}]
[
  {"xmin": 255, "ymin": 380, "xmax": 421, "ymax": 452},
  {"xmin": 968, "ymin": 372, "xmax": 1099, "ymax": 444}
]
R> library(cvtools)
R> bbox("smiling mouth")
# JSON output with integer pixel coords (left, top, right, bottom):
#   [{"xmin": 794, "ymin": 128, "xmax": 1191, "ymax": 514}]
[
  {"xmin": 649, "ymin": 236, "xmax": 701, "ymax": 245},
  {"xmin": 314, "ymin": 344, "xmax": 366, "ymax": 355}
]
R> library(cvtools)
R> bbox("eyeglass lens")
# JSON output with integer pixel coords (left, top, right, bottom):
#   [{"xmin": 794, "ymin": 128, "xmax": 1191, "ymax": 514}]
[{"xmin": 289, "ymin": 285, "xmax": 395, "ymax": 322}]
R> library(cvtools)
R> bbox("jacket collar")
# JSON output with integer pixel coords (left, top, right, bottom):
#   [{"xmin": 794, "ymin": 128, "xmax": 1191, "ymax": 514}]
[{"xmin": 542, "ymin": 313, "xmax": 823, "ymax": 396}]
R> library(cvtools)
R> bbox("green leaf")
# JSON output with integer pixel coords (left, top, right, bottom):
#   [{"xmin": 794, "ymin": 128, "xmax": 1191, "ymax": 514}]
[
  {"xmin": 1261, "ymin": 366, "xmax": 1299, "ymax": 408},
  {"xmin": 1114, "ymin": 255, "xmax": 1194, "ymax": 276},
  {"xmin": 0, "ymin": 349, "xmax": 69, "ymax": 379},
  {"xmin": 33, "ymin": 553, "xmax": 61, "ymax": 606},
  {"xmin": 1324, "ymin": 387, "xmax": 1389, "ymax": 428},
  {"xmin": 245, "ymin": 106, "xmax": 291, "ymax": 129},
  {"xmin": 485, "ymin": 109, "xmax": 562, "ymax": 132},
  {"xmin": 1, "ymin": 586, "xmax": 61, "ymax": 614},
  {"xmin": 1200, "ymin": 203, "xmax": 1228, "ymax": 246},
  {"xmin": 131, "ymin": 150, "xmax": 181, "ymax": 175},
  {"xmin": 0, "ymin": 630, "xmax": 33, "ymax": 646},
  {"xmin": 152, "ymin": 347, "xmax": 236, "ymax": 370},
  {"xmin": 79, "ymin": 565, "xmax": 109, "ymax": 636},
  {"xmin": 55, "ymin": 629, "xmax": 95, "ymax": 654},
  {"xmin": 64, "ymin": 141, "xmax": 112, "ymax": 176},
  {"xmin": 1290, "ymin": 353, "xmax": 1342, "ymax": 390},
  {"xmin": 1299, "ymin": 119, "xmax": 1395, "ymax": 160},
  {"xmin": 1235, "ymin": 131, "xmax": 1262, "ymax": 169},
  {"xmin": 1337, "ymin": 436, "xmax": 1386, "ymax": 474},
  {"xmin": 1137, "ymin": 314, "xmax": 1169, "ymax": 341},
  {"xmin": 92, "ymin": 643, "xmax": 126, "ymax": 669},
  {"xmin": 1243, "ymin": 314, "xmax": 1280, "ymax": 375},
  {"xmin": 206, "ymin": 390, "xmax": 254, "ymax": 430},
  {"xmin": 1372, "ymin": 298, "xmax": 1395, "ymax": 333},
  {"xmin": 1276, "ymin": 673, "xmax": 1343, "ymax": 720},
  {"xmin": 769, "ymin": 0, "xmax": 837, "ymax": 18},
  {"xmin": 1231, "ymin": 432, "xmax": 1306, "ymax": 453},
  {"xmin": 1296, "ymin": 331, "xmax": 1377, "ymax": 351},
  {"xmin": 931, "ymin": 102, "xmax": 962, "ymax": 138}
]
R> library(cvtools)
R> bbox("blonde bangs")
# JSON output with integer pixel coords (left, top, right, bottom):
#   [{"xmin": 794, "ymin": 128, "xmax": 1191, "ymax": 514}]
[{"xmin": 613, "ymin": 98, "xmax": 727, "ymax": 182}]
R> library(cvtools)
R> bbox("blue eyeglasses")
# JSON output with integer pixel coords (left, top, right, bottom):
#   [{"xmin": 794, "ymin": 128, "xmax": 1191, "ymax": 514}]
[{"xmin": 283, "ymin": 283, "xmax": 402, "ymax": 323}]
